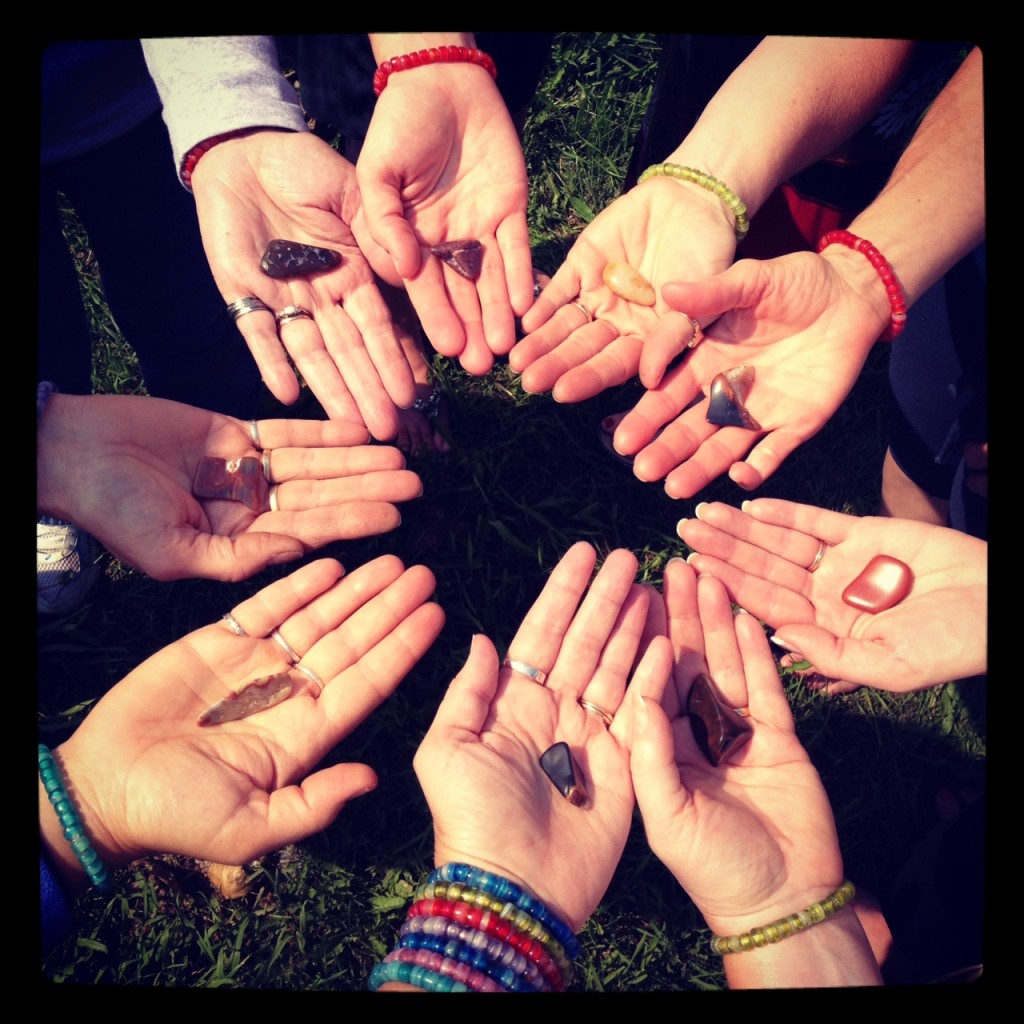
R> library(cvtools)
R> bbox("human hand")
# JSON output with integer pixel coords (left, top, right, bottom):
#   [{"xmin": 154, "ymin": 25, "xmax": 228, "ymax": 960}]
[
  {"xmin": 510, "ymin": 177, "xmax": 735, "ymax": 402},
  {"xmin": 37, "ymin": 393, "xmax": 423, "ymax": 582},
  {"xmin": 677, "ymin": 499, "xmax": 988, "ymax": 693},
  {"xmin": 414, "ymin": 541, "xmax": 673, "ymax": 930},
  {"xmin": 629, "ymin": 560, "xmax": 880, "ymax": 986},
  {"xmin": 191, "ymin": 129, "xmax": 417, "ymax": 439},
  {"xmin": 611, "ymin": 249, "xmax": 886, "ymax": 499},
  {"xmin": 353, "ymin": 65, "xmax": 533, "ymax": 375},
  {"xmin": 41, "ymin": 556, "xmax": 445, "ymax": 878}
]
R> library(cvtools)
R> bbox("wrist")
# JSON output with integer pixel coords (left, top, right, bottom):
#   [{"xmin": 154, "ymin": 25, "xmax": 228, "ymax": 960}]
[
  {"xmin": 181, "ymin": 126, "xmax": 295, "ymax": 191},
  {"xmin": 819, "ymin": 240, "xmax": 903, "ymax": 342}
]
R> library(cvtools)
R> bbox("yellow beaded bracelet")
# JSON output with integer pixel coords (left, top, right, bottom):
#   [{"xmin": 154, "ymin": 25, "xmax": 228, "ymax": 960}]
[
  {"xmin": 638, "ymin": 163, "xmax": 750, "ymax": 240},
  {"xmin": 709, "ymin": 881, "xmax": 856, "ymax": 954}
]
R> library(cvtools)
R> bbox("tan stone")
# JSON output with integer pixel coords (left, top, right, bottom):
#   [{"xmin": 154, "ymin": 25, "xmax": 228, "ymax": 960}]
[{"xmin": 602, "ymin": 262, "xmax": 656, "ymax": 305}]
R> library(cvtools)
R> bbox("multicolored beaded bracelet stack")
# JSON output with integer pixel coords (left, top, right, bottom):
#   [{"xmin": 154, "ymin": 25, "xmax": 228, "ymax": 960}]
[
  {"xmin": 638, "ymin": 163, "xmax": 750, "ymax": 240},
  {"xmin": 38, "ymin": 744, "xmax": 113, "ymax": 894},
  {"xmin": 369, "ymin": 862, "xmax": 577, "ymax": 992},
  {"xmin": 373, "ymin": 47, "xmax": 498, "ymax": 97},
  {"xmin": 817, "ymin": 230, "xmax": 907, "ymax": 341},
  {"xmin": 710, "ymin": 880, "xmax": 856, "ymax": 954}
]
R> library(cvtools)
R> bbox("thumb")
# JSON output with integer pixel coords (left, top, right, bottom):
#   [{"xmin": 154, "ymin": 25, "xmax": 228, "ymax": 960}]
[
  {"xmin": 772, "ymin": 625, "xmax": 902, "ymax": 691},
  {"xmin": 153, "ymin": 530, "xmax": 303, "ymax": 583},
  {"xmin": 662, "ymin": 261, "xmax": 756, "ymax": 322},
  {"xmin": 629, "ymin": 692, "xmax": 689, "ymax": 846},
  {"xmin": 429, "ymin": 634, "xmax": 500, "ymax": 736}
]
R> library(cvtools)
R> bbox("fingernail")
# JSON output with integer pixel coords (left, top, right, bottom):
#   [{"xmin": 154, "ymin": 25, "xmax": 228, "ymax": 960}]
[
  {"xmin": 694, "ymin": 502, "xmax": 709, "ymax": 519},
  {"xmin": 741, "ymin": 500, "xmax": 753, "ymax": 513},
  {"xmin": 633, "ymin": 689, "xmax": 650, "ymax": 730},
  {"xmin": 770, "ymin": 635, "xmax": 802, "ymax": 657},
  {"xmin": 685, "ymin": 552, "xmax": 700, "ymax": 565},
  {"xmin": 666, "ymin": 556, "xmax": 688, "ymax": 567},
  {"xmin": 734, "ymin": 606, "xmax": 749, "ymax": 616}
]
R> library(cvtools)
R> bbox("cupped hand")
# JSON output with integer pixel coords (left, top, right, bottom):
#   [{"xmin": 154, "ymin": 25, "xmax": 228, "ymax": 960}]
[
  {"xmin": 191, "ymin": 129, "xmax": 417, "ymax": 439},
  {"xmin": 510, "ymin": 177, "xmax": 735, "ymax": 403},
  {"xmin": 612, "ymin": 249, "xmax": 885, "ymax": 499},
  {"xmin": 37, "ymin": 393, "xmax": 423, "ymax": 583},
  {"xmin": 414, "ymin": 541, "xmax": 673, "ymax": 931},
  {"xmin": 630, "ymin": 559, "xmax": 844, "ymax": 934},
  {"xmin": 353, "ymin": 66, "xmax": 533, "ymax": 375},
  {"xmin": 48, "ymin": 556, "xmax": 445, "ymax": 869},
  {"xmin": 677, "ymin": 499, "xmax": 988, "ymax": 692}
]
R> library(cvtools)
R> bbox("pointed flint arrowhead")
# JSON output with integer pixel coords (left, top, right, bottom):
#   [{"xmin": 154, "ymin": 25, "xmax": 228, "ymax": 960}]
[
  {"xmin": 260, "ymin": 239, "xmax": 342, "ymax": 278},
  {"xmin": 197, "ymin": 673, "xmax": 294, "ymax": 726},
  {"xmin": 429, "ymin": 239, "xmax": 483, "ymax": 280}
]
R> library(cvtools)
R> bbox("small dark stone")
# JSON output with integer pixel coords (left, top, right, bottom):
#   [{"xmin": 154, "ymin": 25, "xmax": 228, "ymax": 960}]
[
  {"xmin": 706, "ymin": 365, "xmax": 761, "ymax": 430},
  {"xmin": 193, "ymin": 456, "xmax": 269, "ymax": 512},
  {"xmin": 686, "ymin": 673, "xmax": 753, "ymax": 767},
  {"xmin": 539, "ymin": 741, "xmax": 589, "ymax": 807},
  {"xmin": 261, "ymin": 239, "xmax": 342, "ymax": 278},
  {"xmin": 197, "ymin": 673, "xmax": 293, "ymax": 726},
  {"xmin": 429, "ymin": 239, "xmax": 483, "ymax": 280}
]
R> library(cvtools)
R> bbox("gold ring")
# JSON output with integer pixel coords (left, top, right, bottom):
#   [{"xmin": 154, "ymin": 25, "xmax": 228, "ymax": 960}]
[
  {"xmin": 569, "ymin": 300, "xmax": 594, "ymax": 324},
  {"xmin": 262, "ymin": 449, "xmax": 273, "ymax": 483},
  {"xmin": 807, "ymin": 541, "xmax": 827, "ymax": 574},
  {"xmin": 577, "ymin": 698, "xmax": 614, "ymax": 728},
  {"xmin": 503, "ymin": 657, "xmax": 547, "ymax": 686},
  {"xmin": 268, "ymin": 484, "xmax": 280, "ymax": 512}
]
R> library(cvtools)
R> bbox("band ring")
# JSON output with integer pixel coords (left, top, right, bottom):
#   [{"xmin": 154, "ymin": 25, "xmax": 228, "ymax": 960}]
[
  {"xmin": 680, "ymin": 312, "xmax": 704, "ymax": 350},
  {"xmin": 733, "ymin": 706, "xmax": 751, "ymax": 718},
  {"xmin": 275, "ymin": 305, "xmax": 314, "ymax": 327},
  {"xmin": 807, "ymin": 541, "xmax": 827, "ymax": 574},
  {"xmin": 268, "ymin": 484, "xmax": 280, "ymax": 512},
  {"xmin": 221, "ymin": 613, "xmax": 247, "ymax": 637},
  {"xmin": 271, "ymin": 629, "xmax": 300, "ymax": 663},
  {"xmin": 577, "ymin": 698, "xmax": 614, "ymax": 728},
  {"xmin": 503, "ymin": 657, "xmax": 547, "ymax": 686},
  {"xmin": 262, "ymin": 449, "xmax": 273, "ymax": 484},
  {"xmin": 294, "ymin": 662, "xmax": 324, "ymax": 698},
  {"xmin": 247, "ymin": 420, "xmax": 261, "ymax": 448},
  {"xmin": 226, "ymin": 297, "xmax": 271, "ymax": 321},
  {"xmin": 569, "ymin": 300, "xmax": 594, "ymax": 324}
]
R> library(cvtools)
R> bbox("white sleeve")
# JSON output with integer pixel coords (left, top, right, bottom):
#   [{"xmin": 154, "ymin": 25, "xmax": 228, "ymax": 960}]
[{"xmin": 142, "ymin": 36, "xmax": 309, "ymax": 186}]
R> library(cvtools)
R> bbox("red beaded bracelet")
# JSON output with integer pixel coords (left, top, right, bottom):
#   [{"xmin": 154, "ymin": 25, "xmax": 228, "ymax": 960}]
[
  {"xmin": 373, "ymin": 46, "xmax": 497, "ymax": 97},
  {"xmin": 179, "ymin": 129, "xmax": 258, "ymax": 191},
  {"xmin": 817, "ymin": 229, "xmax": 908, "ymax": 341}
]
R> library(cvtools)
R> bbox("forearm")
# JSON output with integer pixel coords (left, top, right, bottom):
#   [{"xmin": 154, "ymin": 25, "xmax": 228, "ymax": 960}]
[
  {"xmin": 843, "ymin": 47, "xmax": 983, "ymax": 306},
  {"xmin": 661, "ymin": 37, "xmax": 915, "ymax": 218},
  {"xmin": 141, "ymin": 35, "xmax": 308, "ymax": 184}
]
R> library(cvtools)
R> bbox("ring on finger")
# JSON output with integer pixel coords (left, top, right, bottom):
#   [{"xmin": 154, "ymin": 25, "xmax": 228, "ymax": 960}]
[
  {"xmin": 569, "ymin": 300, "xmax": 594, "ymax": 325},
  {"xmin": 806, "ymin": 540, "xmax": 827, "ymax": 574},
  {"xmin": 678, "ymin": 311, "xmax": 704, "ymax": 350},
  {"xmin": 294, "ymin": 662, "xmax": 324, "ymax": 698},
  {"xmin": 226, "ymin": 297, "xmax": 270, "ymax": 321},
  {"xmin": 275, "ymin": 305, "xmax": 314, "ymax": 327},
  {"xmin": 247, "ymin": 420, "xmax": 262, "ymax": 448},
  {"xmin": 268, "ymin": 484, "xmax": 280, "ymax": 512},
  {"xmin": 502, "ymin": 657, "xmax": 547, "ymax": 686},
  {"xmin": 271, "ymin": 629, "xmax": 300, "ymax": 663},
  {"xmin": 262, "ymin": 449, "xmax": 273, "ymax": 484},
  {"xmin": 577, "ymin": 697, "xmax": 614, "ymax": 728},
  {"xmin": 221, "ymin": 613, "xmax": 247, "ymax": 637},
  {"xmin": 733, "ymin": 705, "xmax": 751, "ymax": 718}
]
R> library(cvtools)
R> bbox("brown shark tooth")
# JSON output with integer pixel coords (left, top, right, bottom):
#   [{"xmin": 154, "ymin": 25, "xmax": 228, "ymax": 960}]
[
  {"xmin": 429, "ymin": 239, "xmax": 483, "ymax": 280},
  {"xmin": 706, "ymin": 364, "xmax": 761, "ymax": 430}
]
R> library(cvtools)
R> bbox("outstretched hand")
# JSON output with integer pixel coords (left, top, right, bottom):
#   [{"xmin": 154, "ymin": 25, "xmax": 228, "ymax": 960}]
[
  {"xmin": 611, "ymin": 249, "xmax": 885, "ymax": 499},
  {"xmin": 511, "ymin": 177, "xmax": 735, "ymax": 403},
  {"xmin": 192, "ymin": 129, "xmax": 417, "ymax": 439},
  {"xmin": 414, "ymin": 542, "xmax": 673, "ymax": 930},
  {"xmin": 37, "ymin": 394, "xmax": 423, "ymax": 582},
  {"xmin": 677, "ymin": 499, "xmax": 988, "ymax": 693},
  {"xmin": 354, "ymin": 65, "xmax": 534, "ymax": 375},
  {"xmin": 42, "ymin": 557, "xmax": 445, "ymax": 874}
]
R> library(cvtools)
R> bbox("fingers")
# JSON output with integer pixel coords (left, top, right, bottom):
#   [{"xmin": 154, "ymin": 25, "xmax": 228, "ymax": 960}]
[
  {"xmin": 496, "ymin": 215, "xmax": 536, "ymax": 318},
  {"xmin": 424, "ymin": 634, "xmax": 502, "ymax": 742},
  {"xmin": 232, "ymin": 308, "xmax": 302, "ymax": 406},
  {"xmin": 638, "ymin": 310, "xmax": 702, "ymax": 390},
  {"xmin": 694, "ymin": 575, "xmax": 749, "ymax": 713},
  {"xmin": 518, "ymin": 262, "xmax": 582, "ymax": 335},
  {"xmin": 661, "ymin": 558, "xmax": 705, "ymax": 714},
  {"xmin": 609, "ymin": 634, "xmax": 675, "ymax": 742},
  {"xmin": 227, "ymin": 559, "xmax": 347, "ymax": 637},
  {"xmin": 738, "ymin": 498, "xmax": 857, "ymax": 547},
  {"xmin": 254, "ymin": 418, "xmax": 372, "ymax": 450}
]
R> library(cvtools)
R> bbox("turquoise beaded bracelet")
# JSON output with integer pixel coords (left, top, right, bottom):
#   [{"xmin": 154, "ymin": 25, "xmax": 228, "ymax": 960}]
[
  {"xmin": 38, "ymin": 744, "xmax": 113, "ymax": 894},
  {"xmin": 638, "ymin": 163, "xmax": 750, "ymax": 240}
]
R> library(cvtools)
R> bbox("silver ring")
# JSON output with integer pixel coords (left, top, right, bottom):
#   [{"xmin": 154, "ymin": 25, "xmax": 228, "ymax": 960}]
[
  {"xmin": 247, "ymin": 420, "xmax": 261, "ymax": 448},
  {"xmin": 577, "ymin": 698, "xmax": 614, "ymax": 728},
  {"xmin": 569, "ymin": 300, "xmax": 594, "ymax": 324},
  {"xmin": 680, "ymin": 312, "xmax": 704, "ymax": 350},
  {"xmin": 503, "ymin": 657, "xmax": 547, "ymax": 686},
  {"xmin": 271, "ymin": 629, "xmax": 300, "ymax": 663},
  {"xmin": 226, "ymin": 297, "xmax": 271, "ymax": 321},
  {"xmin": 806, "ymin": 541, "xmax": 827, "ymax": 574},
  {"xmin": 268, "ymin": 484, "xmax": 280, "ymax": 512},
  {"xmin": 221, "ymin": 613, "xmax": 247, "ymax": 637},
  {"xmin": 733, "ymin": 706, "xmax": 751, "ymax": 718},
  {"xmin": 262, "ymin": 449, "xmax": 273, "ymax": 484},
  {"xmin": 294, "ymin": 662, "xmax": 324, "ymax": 697},
  {"xmin": 275, "ymin": 305, "xmax": 314, "ymax": 327}
]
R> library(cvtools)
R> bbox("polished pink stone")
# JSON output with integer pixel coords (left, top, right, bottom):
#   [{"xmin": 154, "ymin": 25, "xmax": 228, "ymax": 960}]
[
  {"xmin": 193, "ymin": 456, "xmax": 269, "ymax": 512},
  {"xmin": 841, "ymin": 555, "xmax": 913, "ymax": 613},
  {"xmin": 430, "ymin": 239, "xmax": 483, "ymax": 279}
]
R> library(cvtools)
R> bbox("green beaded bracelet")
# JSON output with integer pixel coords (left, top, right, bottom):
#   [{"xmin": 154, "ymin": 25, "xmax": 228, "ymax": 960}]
[
  {"xmin": 38, "ymin": 744, "xmax": 113, "ymax": 894},
  {"xmin": 638, "ymin": 163, "xmax": 750, "ymax": 240},
  {"xmin": 710, "ymin": 881, "xmax": 855, "ymax": 954}
]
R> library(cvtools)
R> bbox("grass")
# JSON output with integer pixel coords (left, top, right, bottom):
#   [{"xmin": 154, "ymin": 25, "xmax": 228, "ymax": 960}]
[{"xmin": 40, "ymin": 32, "xmax": 985, "ymax": 991}]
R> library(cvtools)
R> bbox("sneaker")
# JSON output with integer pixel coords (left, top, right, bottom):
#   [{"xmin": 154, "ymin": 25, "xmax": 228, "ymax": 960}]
[{"xmin": 37, "ymin": 517, "xmax": 102, "ymax": 616}]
